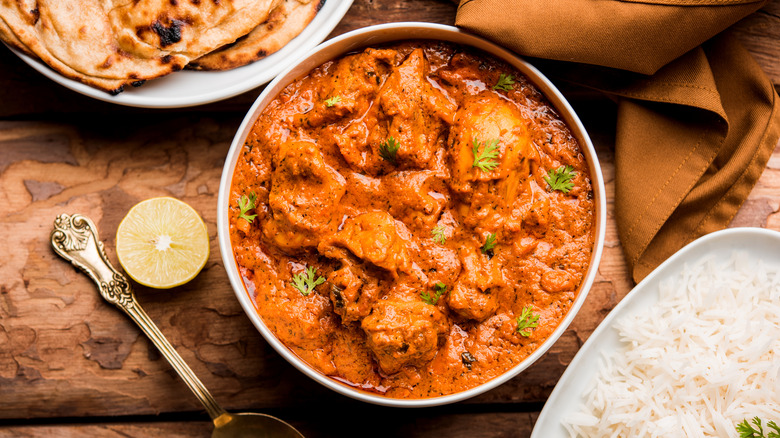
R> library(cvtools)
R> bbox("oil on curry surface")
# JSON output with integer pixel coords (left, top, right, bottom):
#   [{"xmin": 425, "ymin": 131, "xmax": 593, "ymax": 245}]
[{"xmin": 229, "ymin": 42, "xmax": 595, "ymax": 398}]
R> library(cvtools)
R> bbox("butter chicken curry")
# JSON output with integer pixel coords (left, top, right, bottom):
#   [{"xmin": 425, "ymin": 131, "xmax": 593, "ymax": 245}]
[{"xmin": 229, "ymin": 41, "xmax": 595, "ymax": 398}]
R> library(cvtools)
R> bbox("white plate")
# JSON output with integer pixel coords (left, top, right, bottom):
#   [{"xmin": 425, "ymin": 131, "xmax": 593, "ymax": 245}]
[
  {"xmin": 5, "ymin": 1, "xmax": 353, "ymax": 108},
  {"xmin": 531, "ymin": 227, "xmax": 780, "ymax": 437}
]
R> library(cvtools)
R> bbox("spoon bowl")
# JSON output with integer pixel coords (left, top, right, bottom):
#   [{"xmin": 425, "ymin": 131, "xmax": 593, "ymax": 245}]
[{"xmin": 212, "ymin": 413, "xmax": 303, "ymax": 438}]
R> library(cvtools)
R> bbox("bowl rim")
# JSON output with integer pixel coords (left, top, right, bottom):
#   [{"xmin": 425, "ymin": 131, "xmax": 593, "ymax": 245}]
[{"xmin": 217, "ymin": 22, "xmax": 607, "ymax": 407}]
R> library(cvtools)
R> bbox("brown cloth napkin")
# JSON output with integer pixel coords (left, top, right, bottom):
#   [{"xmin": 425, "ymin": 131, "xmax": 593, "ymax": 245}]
[{"xmin": 456, "ymin": 0, "xmax": 780, "ymax": 282}]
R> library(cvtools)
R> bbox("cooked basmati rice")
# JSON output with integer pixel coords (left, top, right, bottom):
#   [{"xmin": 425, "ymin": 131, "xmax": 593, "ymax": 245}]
[{"xmin": 563, "ymin": 252, "xmax": 780, "ymax": 437}]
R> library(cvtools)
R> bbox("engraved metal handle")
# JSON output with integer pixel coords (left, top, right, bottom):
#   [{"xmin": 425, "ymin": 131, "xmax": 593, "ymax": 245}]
[{"xmin": 50, "ymin": 214, "xmax": 228, "ymax": 421}]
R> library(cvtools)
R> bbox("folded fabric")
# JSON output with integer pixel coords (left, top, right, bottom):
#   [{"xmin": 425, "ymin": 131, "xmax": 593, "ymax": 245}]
[{"xmin": 456, "ymin": 0, "xmax": 780, "ymax": 281}]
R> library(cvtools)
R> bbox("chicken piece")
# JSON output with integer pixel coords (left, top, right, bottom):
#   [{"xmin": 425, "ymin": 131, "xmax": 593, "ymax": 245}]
[
  {"xmin": 382, "ymin": 171, "xmax": 446, "ymax": 231},
  {"xmin": 448, "ymin": 93, "xmax": 539, "ymax": 194},
  {"xmin": 361, "ymin": 299, "xmax": 448, "ymax": 374},
  {"xmin": 332, "ymin": 49, "xmax": 456, "ymax": 174},
  {"xmin": 266, "ymin": 292, "xmax": 337, "ymax": 352},
  {"xmin": 264, "ymin": 141, "xmax": 346, "ymax": 250},
  {"xmin": 301, "ymin": 48, "xmax": 396, "ymax": 128},
  {"xmin": 447, "ymin": 247, "xmax": 506, "ymax": 321},
  {"xmin": 377, "ymin": 49, "xmax": 456, "ymax": 168},
  {"xmin": 507, "ymin": 179, "xmax": 551, "ymax": 238},
  {"xmin": 339, "ymin": 170, "xmax": 445, "ymax": 232},
  {"xmin": 318, "ymin": 211, "xmax": 412, "ymax": 276},
  {"xmin": 331, "ymin": 114, "xmax": 380, "ymax": 174},
  {"xmin": 315, "ymin": 49, "xmax": 395, "ymax": 175},
  {"xmin": 437, "ymin": 52, "xmax": 493, "ymax": 95},
  {"xmin": 416, "ymin": 239, "xmax": 462, "ymax": 287},
  {"xmin": 455, "ymin": 184, "xmax": 508, "ymax": 236},
  {"xmin": 327, "ymin": 264, "xmax": 381, "ymax": 323}
]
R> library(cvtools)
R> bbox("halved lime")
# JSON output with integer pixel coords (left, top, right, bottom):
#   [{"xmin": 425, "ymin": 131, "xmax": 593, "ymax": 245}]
[{"xmin": 116, "ymin": 197, "xmax": 209, "ymax": 289}]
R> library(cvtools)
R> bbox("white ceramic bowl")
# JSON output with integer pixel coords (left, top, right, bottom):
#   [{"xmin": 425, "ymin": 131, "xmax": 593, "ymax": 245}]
[
  {"xmin": 4, "ymin": 1, "xmax": 352, "ymax": 108},
  {"xmin": 217, "ymin": 22, "xmax": 607, "ymax": 407}
]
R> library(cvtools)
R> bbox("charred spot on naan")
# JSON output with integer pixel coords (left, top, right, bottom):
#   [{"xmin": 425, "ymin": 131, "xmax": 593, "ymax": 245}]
[{"xmin": 144, "ymin": 18, "xmax": 186, "ymax": 47}]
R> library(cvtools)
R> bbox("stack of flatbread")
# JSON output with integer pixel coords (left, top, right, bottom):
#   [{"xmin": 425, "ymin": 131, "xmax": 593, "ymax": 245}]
[{"xmin": 0, "ymin": 0, "xmax": 323, "ymax": 94}]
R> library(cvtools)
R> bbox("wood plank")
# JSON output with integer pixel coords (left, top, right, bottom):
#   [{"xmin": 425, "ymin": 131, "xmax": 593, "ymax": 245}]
[
  {"xmin": 332, "ymin": 0, "xmax": 456, "ymax": 34},
  {"xmin": 733, "ymin": 1, "xmax": 780, "ymax": 85},
  {"xmin": 0, "ymin": 422, "xmax": 212, "ymax": 438},
  {"xmin": 0, "ymin": 410, "xmax": 537, "ymax": 438}
]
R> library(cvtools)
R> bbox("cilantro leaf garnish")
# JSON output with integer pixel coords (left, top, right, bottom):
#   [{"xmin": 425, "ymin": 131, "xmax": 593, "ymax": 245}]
[
  {"xmin": 737, "ymin": 417, "xmax": 780, "ymax": 438},
  {"xmin": 325, "ymin": 96, "xmax": 341, "ymax": 107},
  {"xmin": 472, "ymin": 138, "xmax": 500, "ymax": 172},
  {"xmin": 379, "ymin": 136, "xmax": 401, "ymax": 165},
  {"xmin": 481, "ymin": 233, "xmax": 497, "ymax": 254},
  {"xmin": 516, "ymin": 306, "xmax": 540, "ymax": 337},
  {"xmin": 291, "ymin": 266, "xmax": 325, "ymax": 296},
  {"xmin": 492, "ymin": 73, "xmax": 515, "ymax": 92},
  {"xmin": 432, "ymin": 225, "xmax": 447, "ymax": 244},
  {"xmin": 238, "ymin": 191, "xmax": 257, "ymax": 223},
  {"xmin": 544, "ymin": 165, "xmax": 576, "ymax": 193},
  {"xmin": 421, "ymin": 282, "xmax": 447, "ymax": 305}
]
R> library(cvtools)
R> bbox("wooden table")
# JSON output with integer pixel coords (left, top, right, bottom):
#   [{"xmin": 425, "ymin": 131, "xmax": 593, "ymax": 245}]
[{"xmin": 1, "ymin": 1, "xmax": 778, "ymax": 436}]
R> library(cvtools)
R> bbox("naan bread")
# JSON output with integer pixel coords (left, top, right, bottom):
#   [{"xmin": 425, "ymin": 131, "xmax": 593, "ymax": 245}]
[
  {"xmin": 0, "ymin": 14, "xmax": 30, "ymax": 56},
  {"xmin": 0, "ymin": 1, "xmax": 187, "ymax": 82},
  {"xmin": 189, "ymin": 0, "xmax": 323, "ymax": 71},
  {"xmin": 0, "ymin": 0, "xmax": 282, "ymax": 93},
  {"xmin": 0, "ymin": 11, "xmax": 131, "ymax": 93},
  {"xmin": 107, "ymin": 0, "xmax": 281, "ymax": 59}
]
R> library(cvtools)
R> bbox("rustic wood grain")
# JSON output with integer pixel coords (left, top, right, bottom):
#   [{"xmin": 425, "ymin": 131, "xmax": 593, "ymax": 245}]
[
  {"xmin": 0, "ymin": 422, "xmax": 213, "ymax": 438},
  {"xmin": 0, "ymin": 411, "xmax": 537, "ymax": 438},
  {"xmin": 733, "ymin": 1, "xmax": 780, "ymax": 85},
  {"xmin": 0, "ymin": 0, "xmax": 779, "ymax": 437}
]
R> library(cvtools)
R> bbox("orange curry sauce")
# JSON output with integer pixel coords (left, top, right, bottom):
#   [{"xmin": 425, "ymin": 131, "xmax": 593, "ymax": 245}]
[{"xmin": 229, "ymin": 41, "xmax": 595, "ymax": 398}]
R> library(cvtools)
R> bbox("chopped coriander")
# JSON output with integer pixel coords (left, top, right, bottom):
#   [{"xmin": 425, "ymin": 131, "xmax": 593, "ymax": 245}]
[
  {"xmin": 421, "ymin": 282, "xmax": 447, "ymax": 305},
  {"xmin": 432, "ymin": 225, "xmax": 447, "ymax": 244},
  {"xmin": 237, "ymin": 191, "xmax": 257, "ymax": 223},
  {"xmin": 516, "ymin": 306, "xmax": 540, "ymax": 337},
  {"xmin": 471, "ymin": 138, "xmax": 500, "ymax": 172},
  {"xmin": 379, "ymin": 136, "xmax": 401, "ymax": 165},
  {"xmin": 492, "ymin": 73, "xmax": 515, "ymax": 91},
  {"xmin": 481, "ymin": 233, "xmax": 497, "ymax": 254},
  {"xmin": 291, "ymin": 266, "xmax": 325, "ymax": 296},
  {"xmin": 737, "ymin": 417, "xmax": 780, "ymax": 438},
  {"xmin": 325, "ymin": 96, "xmax": 341, "ymax": 107},
  {"xmin": 544, "ymin": 165, "xmax": 576, "ymax": 193}
]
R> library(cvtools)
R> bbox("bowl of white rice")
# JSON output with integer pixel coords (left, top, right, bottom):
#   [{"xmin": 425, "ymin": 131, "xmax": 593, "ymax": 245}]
[{"xmin": 532, "ymin": 227, "xmax": 780, "ymax": 438}]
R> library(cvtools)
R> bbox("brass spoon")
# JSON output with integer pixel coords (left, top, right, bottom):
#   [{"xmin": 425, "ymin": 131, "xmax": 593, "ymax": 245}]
[{"xmin": 51, "ymin": 213, "xmax": 304, "ymax": 438}]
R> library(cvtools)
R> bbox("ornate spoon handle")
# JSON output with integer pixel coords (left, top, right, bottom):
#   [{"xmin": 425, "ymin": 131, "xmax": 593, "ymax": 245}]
[{"xmin": 50, "ymin": 214, "xmax": 227, "ymax": 421}]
